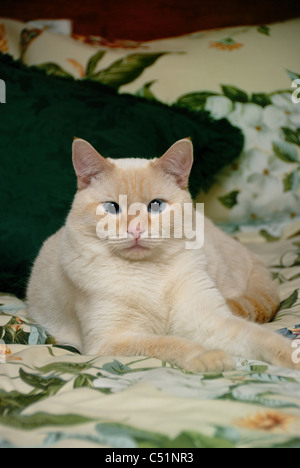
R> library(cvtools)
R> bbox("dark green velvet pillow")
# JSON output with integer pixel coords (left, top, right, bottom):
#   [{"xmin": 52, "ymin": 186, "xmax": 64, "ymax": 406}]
[{"xmin": 0, "ymin": 53, "xmax": 243, "ymax": 298}]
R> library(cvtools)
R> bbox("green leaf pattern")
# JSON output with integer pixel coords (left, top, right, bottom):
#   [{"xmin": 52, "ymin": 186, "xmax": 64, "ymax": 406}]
[
  {"xmin": 85, "ymin": 50, "xmax": 106, "ymax": 77},
  {"xmin": 34, "ymin": 51, "xmax": 167, "ymax": 90},
  {"xmin": 218, "ymin": 190, "xmax": 240, "ymax": 209}
]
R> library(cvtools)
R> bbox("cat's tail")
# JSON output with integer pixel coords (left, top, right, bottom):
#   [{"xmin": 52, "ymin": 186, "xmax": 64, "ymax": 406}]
[{"xmin": 226, "ymin": 262, "xmax": 280, "ymax": 324}]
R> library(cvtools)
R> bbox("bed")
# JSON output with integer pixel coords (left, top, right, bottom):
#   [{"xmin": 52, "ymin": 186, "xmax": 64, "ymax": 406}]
[{"xmin": 1, "ymin": 1, "xmax": 300, "ymax": 448}]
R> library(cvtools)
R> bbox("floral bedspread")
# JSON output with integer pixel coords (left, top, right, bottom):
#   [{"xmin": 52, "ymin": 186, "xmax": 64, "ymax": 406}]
[{"xmin": 0, "ymin": 235, "xmax": 300, "ymax": 448}]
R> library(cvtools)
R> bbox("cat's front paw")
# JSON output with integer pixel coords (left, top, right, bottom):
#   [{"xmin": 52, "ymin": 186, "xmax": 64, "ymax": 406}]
[{"xmin": 184, "ymin": 349, "xmax": 236, "ymax": 373}]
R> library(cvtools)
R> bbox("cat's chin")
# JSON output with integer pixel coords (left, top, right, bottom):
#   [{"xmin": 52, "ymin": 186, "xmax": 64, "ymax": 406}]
[
  {"xmin": 122, "ymin": 245, "xmax": 151, "ymax": 260},
  {"xmin": 120, "ymin": 244, "xmax": 153, "ymax": 260}
]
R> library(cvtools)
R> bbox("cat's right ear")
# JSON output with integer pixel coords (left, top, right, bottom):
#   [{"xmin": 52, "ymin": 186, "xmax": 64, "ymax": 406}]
[
  {"xmin": 72, "ymin": 139, "xmax": 113, "ymax": 190},
  {"xmin": 154, "ymin": 138, "xmax": 194, "ymax": 189}
]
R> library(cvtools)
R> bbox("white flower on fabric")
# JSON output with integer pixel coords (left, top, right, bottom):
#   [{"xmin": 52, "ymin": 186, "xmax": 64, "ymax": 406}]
[
  {"xmin": 263, "ymin": 104, "xmax": 289, "ymax": 129},
  {"xmin": 229, "ymin": 179, "xmax": 279, "ymax": 223},
  {"xmin": 245, "ymin": 148, "xmax": 271, "ymax": 175},
  {"xmin": 204, "ymin": 90, "xmax": 300, "ymax": 228},
  {"xmin": 246, "ymin": 149, "xmax": 298, "ymax": 183},
  {"xmin": 227, "ymin": 103, "xmax": 279, "ymax": 151},
  {"xmin": 223, "ymin": 146, "xmax": 300, "ymax": 224},
  {"xmin": 267, "ymin": 93, "xmax": 300, "ymax": 128},
  {"xmin": 221, "ymin": 149, "xmax": 281, "ymax": 191},
  {"xmin": 229, "ymin": 173, "xmax": 300, "ymax": 224},
  {"xmin": 205, "ymin": 95, "xmax": 233, "ymax": 119}
]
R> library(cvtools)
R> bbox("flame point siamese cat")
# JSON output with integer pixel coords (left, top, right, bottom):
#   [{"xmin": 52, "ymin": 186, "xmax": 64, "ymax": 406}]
[{"xmin": 27, "ymin": 138, "xmax": 299, "ymax": 373}]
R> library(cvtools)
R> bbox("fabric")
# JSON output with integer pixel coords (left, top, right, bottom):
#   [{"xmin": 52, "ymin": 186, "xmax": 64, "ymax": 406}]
[
  {"xmin": 1, "ymin": 17, "xmax": 299, "ymax": 237},
  {"xmin": 0, "ymin": 235, "xmax": 300, "ymax": 448},
  {"xmin": 0, "ymin": 53, "xmax": 243, "ymax": 298}
]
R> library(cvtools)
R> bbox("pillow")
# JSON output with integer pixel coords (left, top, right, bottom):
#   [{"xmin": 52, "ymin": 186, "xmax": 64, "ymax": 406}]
[
  {"xmin": 2, "ymin": 16, "xmax": 299, "ymax": 238},
  {"xmin": 0, "ymin": 53, "xmax": 243, "ymax": 298}
]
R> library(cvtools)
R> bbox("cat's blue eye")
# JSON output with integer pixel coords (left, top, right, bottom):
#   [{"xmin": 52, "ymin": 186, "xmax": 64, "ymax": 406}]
[
  {"xmin": 148, "ymin": 199, "xmax": 166, "ymax": 214},
  {"xmin": 104, "ymin": 202, "xmax": 121, "ymax": 215}
]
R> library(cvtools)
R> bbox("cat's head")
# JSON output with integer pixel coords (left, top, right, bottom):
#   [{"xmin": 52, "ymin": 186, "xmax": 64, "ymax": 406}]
[{"xmin": 70, "ymin": 138, "xmax": 196, "ymax": 260}]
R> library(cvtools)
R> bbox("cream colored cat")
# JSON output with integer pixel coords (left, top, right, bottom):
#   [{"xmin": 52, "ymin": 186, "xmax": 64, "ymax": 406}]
[{"xmin": 27, "ymin": 138, "xmax": 300, "ymax": 372}]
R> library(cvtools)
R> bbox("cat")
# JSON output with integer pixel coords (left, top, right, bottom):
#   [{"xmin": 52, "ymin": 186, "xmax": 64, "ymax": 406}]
[{"xmin": 26, "ymin": 138, "xmax": 300, "ymax": 372}]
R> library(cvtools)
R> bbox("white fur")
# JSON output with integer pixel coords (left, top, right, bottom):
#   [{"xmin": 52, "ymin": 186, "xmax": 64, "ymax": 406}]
[{"xmin": 26, "ymin": 139, "xmax": 300, "ymax": 372}]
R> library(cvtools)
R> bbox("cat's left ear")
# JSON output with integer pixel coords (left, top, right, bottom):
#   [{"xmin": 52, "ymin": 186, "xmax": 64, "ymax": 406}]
[
  {"xmin": 154, "ymin": 138, "xmax": 193, "ymax": 189},
  {"xmin": 72, "ymin": 138, "xmax": 113, "ymax": 190}
]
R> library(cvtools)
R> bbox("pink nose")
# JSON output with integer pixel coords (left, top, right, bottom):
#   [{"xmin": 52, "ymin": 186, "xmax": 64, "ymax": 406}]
[{"xmin": 128, "ymin": 222, "xmax": 144, "ymax": 240}]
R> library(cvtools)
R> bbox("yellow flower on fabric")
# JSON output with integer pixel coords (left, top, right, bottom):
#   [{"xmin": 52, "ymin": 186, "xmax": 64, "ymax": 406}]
[
  {"xmin": 235, "ymin": 410, "xmax": 295, "ymax": 432},
  {"xmin": 209, "ymin": 38, "xmax": 244, "ymax": 51},
  {"xmin": 0, "ymin": 344, "xmax": 22, "ymax": 363}
]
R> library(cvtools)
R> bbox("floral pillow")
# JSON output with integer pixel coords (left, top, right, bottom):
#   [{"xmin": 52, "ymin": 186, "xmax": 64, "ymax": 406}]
[
  {"xmin": 1, "ymin": 16, "xmax": 300, "ymax": 238},
  {"xmin": 200, "ymin": 91, "xmax": 300, "ymax": 239}
]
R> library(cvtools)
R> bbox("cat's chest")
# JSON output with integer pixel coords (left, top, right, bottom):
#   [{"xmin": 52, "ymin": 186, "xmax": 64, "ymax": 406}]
[
  {"xmin": 104, "ymin": 263, "xmax": 171, "ymax": 331},
  {"xmin": 113, "ymin": 264, "xmax": 165, "ymax": 304}
]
